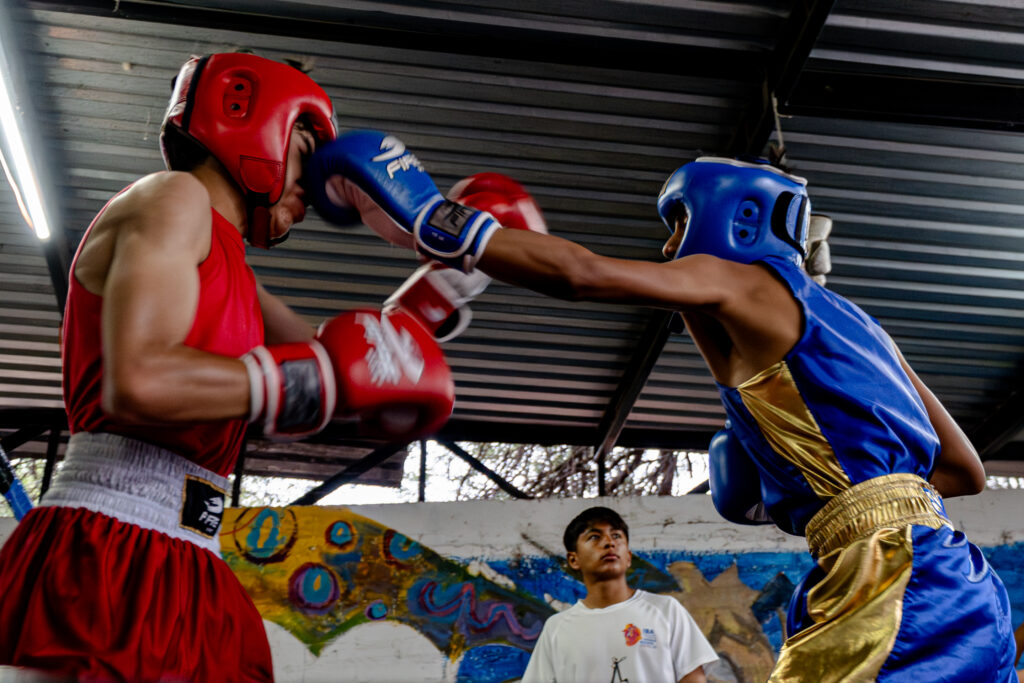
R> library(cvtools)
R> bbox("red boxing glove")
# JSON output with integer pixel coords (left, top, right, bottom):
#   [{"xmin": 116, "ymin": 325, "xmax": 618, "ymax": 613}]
[
  {"xmin": 241, "ymin": 342, "xmax": 337, "ymax": 441},
  {"xmin": 383, "ymin": 174, "xmax": 546, "ymax": 342},
  {"xmin": 447, "ymin": 172, "xmax": 548, "ymax": 235},
  {"xmin": 317, "ymin": 308, "xmax": 455, "ymax": 439},
  {"xmin": 385, "ymin": 262, "xmax": 491, "ymax": 342}
]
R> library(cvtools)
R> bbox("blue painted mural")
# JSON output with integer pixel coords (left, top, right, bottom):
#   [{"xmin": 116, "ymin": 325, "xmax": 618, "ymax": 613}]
[{"xmin": 460, "ymin": 542, "xmax": 1023, "ymax": 682}]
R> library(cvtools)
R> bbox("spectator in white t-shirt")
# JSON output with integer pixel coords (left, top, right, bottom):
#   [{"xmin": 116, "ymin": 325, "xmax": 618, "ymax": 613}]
[{"xmin": 522, "ymin": 506, "xmax": 718, "ymax": 683}]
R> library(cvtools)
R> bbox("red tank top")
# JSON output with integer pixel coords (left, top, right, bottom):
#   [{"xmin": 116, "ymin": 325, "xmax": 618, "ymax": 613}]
[{"xmin": 62, "ymin": 207, "xmax": 263, "ymax": 477}]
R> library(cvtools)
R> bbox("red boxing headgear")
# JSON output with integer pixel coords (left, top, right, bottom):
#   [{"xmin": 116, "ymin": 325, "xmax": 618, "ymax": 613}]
[{"xmin": 160, "ymin": 53, "xmax": 338, "ymax": 247}]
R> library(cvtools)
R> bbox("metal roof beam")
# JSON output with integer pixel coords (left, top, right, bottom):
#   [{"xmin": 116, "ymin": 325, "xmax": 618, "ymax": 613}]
[
  {"xmin": 0, "ymin": 424, "xmax": 49, "ymax": 453},
  {"xmin": 1, "ymin": 1, "xmax": 71, "ymax": 314},
  {"xmin": 305, "ymin": 417, "xmax": 716, "ymax": 451},
  {"xmin": 968, "ymin": 388, "xmax": 1024, "ymax": 460},
  {"xmin": 289, "ymin": 441, "xmax": 408, "ymax": 506},
  {"xmin": 26, "ymin": 0, "xmax": 762, "ymax": 79},
  {"xmin": 436, "ymin": 439, "xmax": 531, "ymax": 500},
  {"xmin": 592, "ymin": 312, "xmax": 674, "ymax": 496},
  {"xmin": 727, "ymin": 0, "xmax": 837, "ymax": 157},
  {"xmin": 40, "ymin": 425, "xmax": 61, "ymax": 496},
  {"xmin": 42, "ymin": 229, "xmax": 69, "ymax": 313},
  {"xmin": 783, "ymin": 70, "xmax": 1024, "ymax": 133},
  {"xmin": 0, "ymin": 407, "xmax": 65, "ymax": 430}
]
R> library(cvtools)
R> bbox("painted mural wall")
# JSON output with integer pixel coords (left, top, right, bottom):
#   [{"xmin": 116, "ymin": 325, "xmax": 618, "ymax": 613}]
[
  {"xmin": 1, "ymin": 491, "xmax": 1021, "ymax": 681},
  {"xmin": 231, "ymin": 492, "xmax": 1024, "ymax": 682}
]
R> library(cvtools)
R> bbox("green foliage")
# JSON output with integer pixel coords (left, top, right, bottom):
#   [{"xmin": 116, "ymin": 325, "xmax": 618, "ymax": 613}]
[{"xmin": 0, "ymin": 456, "xmax": 46, "ymax": 517}]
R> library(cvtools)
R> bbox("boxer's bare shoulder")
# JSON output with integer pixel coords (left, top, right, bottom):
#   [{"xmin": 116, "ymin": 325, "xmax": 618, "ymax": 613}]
[{"xmin": 72, "ymin": 171, "xmax": 212, "ymax": 295}]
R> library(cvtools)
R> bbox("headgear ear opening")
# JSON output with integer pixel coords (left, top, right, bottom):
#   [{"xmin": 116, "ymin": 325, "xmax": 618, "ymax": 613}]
[{"xmin": 770, "ymin": 192, "xmax": 809, "ymax": 260}]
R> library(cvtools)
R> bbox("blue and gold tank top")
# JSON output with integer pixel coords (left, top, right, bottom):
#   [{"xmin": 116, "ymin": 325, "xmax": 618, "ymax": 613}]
[{"xmin": 716, "ymin": 255, "xmax": 939, "ymax": 535}]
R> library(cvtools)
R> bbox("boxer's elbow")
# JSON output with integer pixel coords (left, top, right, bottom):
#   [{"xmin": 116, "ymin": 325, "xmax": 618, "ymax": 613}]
[
  {"xmin": 963, "ymin": 465, "xmax": 987, "ymax": 495},
  {"xmin": 963, "ymin": 458, "xmax": 987, "ymax": 494},
  {"xmin": 101, "ymin": 366, "xmax": 165, "ymax": 423},
  {"xmin": 930, "ymin": 457, "xmax": 987, "ymax": 498}
]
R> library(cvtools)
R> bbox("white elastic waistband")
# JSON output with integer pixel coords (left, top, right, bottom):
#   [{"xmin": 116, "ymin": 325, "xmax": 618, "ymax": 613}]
[{"xmin": 39, "ymin": 432, "xmax": 229, "ymax": 555}]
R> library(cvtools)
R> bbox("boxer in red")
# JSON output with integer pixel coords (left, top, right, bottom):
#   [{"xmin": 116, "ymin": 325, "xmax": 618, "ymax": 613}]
[{"xmin": 0, "ymin": 53, "xmax": 453, "ymax": 681}]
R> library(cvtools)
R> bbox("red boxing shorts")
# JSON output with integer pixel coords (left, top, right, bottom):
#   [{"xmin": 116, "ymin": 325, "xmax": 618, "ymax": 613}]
[{"xmin": 0, "ymin": 434, "xmax": 273, "ymax": 682}]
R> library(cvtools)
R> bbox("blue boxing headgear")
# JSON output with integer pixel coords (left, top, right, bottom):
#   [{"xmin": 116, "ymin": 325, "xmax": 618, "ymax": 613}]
[{"xmin": 657, "ymin": 157, "xmax": 810, "ymax": 265}]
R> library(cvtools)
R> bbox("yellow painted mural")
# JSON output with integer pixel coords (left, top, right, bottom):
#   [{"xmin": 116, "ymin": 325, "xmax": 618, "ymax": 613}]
[{"xmin": 220, "ymin": 507, "xmax": 553, "ymax": 658}]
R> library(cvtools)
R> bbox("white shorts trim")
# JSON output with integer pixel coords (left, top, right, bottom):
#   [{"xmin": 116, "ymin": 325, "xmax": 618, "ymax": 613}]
[{"xmin": 38, "ymin": 432, "xmax": 229, "ymax": 555}]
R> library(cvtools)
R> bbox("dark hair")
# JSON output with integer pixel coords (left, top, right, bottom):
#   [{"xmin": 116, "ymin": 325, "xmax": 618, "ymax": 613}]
[
  {"xmin": 563, "ymin": 506, "xmax": 629, "ymax": 553},
  {"xmin": 160, "ymin": 123, "xmax": 209, "ymax": 172}
]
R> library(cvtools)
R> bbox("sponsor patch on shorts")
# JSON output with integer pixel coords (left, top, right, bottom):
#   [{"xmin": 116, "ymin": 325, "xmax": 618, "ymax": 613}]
[{"xmin": 180, "ymin": 475, "xmax": 226, "ymax": 538}]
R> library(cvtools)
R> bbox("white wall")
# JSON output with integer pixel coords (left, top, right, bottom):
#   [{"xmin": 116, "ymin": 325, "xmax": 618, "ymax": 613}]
[{"xmin": 3, "ymin": 489, "xmax": 1020, "ymax": 552}]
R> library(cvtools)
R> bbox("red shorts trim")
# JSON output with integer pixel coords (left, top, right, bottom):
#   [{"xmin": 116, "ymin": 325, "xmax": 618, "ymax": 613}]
[{"xmin": 0, "ymin": 507, "xmax": 273, "ymax": 682}]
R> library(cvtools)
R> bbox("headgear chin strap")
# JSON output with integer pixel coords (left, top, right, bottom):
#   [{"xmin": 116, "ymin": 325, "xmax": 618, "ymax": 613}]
[
  {"xmin": 160, "ymin": 53, "xmax": 338, "ymax": 248},
  {"xmin": 657, "ymin": 157, "xmax": 810, "ymax": 265}
]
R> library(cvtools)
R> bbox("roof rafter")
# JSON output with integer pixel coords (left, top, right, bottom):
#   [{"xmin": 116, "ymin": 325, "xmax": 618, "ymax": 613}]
[{"xmin": 26, "ymin": 0, "xmax": 762, "ymax": 79}]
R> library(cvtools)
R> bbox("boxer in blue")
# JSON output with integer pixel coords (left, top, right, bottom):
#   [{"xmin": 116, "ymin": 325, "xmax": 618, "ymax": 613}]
[{"xmin": 305, "ymin": 133, "xmax": 1018, "ymax": 681}]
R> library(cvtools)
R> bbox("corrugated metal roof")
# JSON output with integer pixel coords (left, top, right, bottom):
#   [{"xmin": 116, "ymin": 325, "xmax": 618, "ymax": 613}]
[{"xmin": 1, "ymin": 0, "xmax": 1022, "ymax": 491}]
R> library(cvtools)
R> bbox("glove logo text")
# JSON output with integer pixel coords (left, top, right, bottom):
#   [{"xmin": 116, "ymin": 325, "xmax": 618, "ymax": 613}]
[
  {"xmin": 372, "ymin": 135, "xmax": 425, "ymax": 179},
  {"xmin": 357, "ymin": 313, "xmax": 426, "ymax": 386}
]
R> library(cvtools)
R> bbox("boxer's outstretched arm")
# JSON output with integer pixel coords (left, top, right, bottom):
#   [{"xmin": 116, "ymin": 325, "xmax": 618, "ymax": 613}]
[
  {"xmin": 894, "ymin": 345, "xmax": 985, "ymax": 497},
  {"xmin": 100, "ymin": 171, "xmax": 251, "ymax": 424},
  {"xmin": 478, "ymin": 228, "xmax": 802, "ymax": 383},
  {"xmin": 477, "ymin": 228, "xmax": 735, "ymax": 310}
]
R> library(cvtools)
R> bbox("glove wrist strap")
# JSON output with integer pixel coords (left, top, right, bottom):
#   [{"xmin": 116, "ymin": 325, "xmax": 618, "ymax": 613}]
[
  {"xmin": 414, "ymin": 198, "xmax": 501, "ymax": 272},
  {"xmin": 241, "ymin": 342, "xmax": 337, "ymax": 440}
]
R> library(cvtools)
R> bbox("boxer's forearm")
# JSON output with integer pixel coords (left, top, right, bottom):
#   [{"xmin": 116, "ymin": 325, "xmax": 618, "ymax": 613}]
[
  {"xmin": 477, "ymin": 228, "xmax": 597, "ymax": 300},
  {"xmin": 479, "ymin": 229, "xmax": 746, "ymax": 314},
  {"xmin": 479, "ymin": 228, "xmax": 674, "ymax": 305},
  {"xmin": 102, "ymin": 346, "xmax": 251, "ymax": 424}
]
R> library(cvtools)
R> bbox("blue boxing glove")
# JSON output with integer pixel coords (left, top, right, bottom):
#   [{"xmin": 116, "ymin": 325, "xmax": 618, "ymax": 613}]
[
  {"xmin": 708, "ymin": 426, "xmax": 773, "ymax": 526},
  {"xmin": 305, "ymin": 130, "xmax": 502, "ymax": 272}
]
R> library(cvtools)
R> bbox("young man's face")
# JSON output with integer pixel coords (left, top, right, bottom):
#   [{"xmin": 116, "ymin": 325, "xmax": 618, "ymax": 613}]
[
  {"xmin": 266, "ymin": 121, "xmax": 317, "ymax": 241},
  {"xmin": 567, "ymin": 521, "xmax": 631, "ymax": 582},
  {"xmin": 662, "ymin": 210, "xmax": 688, "ymax": 260}
]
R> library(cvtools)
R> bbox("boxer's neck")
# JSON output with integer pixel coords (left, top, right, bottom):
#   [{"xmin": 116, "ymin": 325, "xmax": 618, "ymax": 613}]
[{"xmin": 191, "ymin": 158, "xmax": 247, "ymax": 236}]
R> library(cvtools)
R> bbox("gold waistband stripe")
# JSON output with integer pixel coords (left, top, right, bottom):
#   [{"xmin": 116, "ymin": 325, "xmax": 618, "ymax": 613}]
[{"xmin": 805, "ymin": 473, "xmax": 950, "ymax": 558}]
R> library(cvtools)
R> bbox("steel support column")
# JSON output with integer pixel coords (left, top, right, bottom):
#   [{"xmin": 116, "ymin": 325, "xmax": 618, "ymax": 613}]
[
  {"xmin": 290, "ymin": 441, "xmax": 408, "ymax": 506},
  {"xmin": 437, "ymin": 440, "xmax": 531, "ymax": 500}
]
